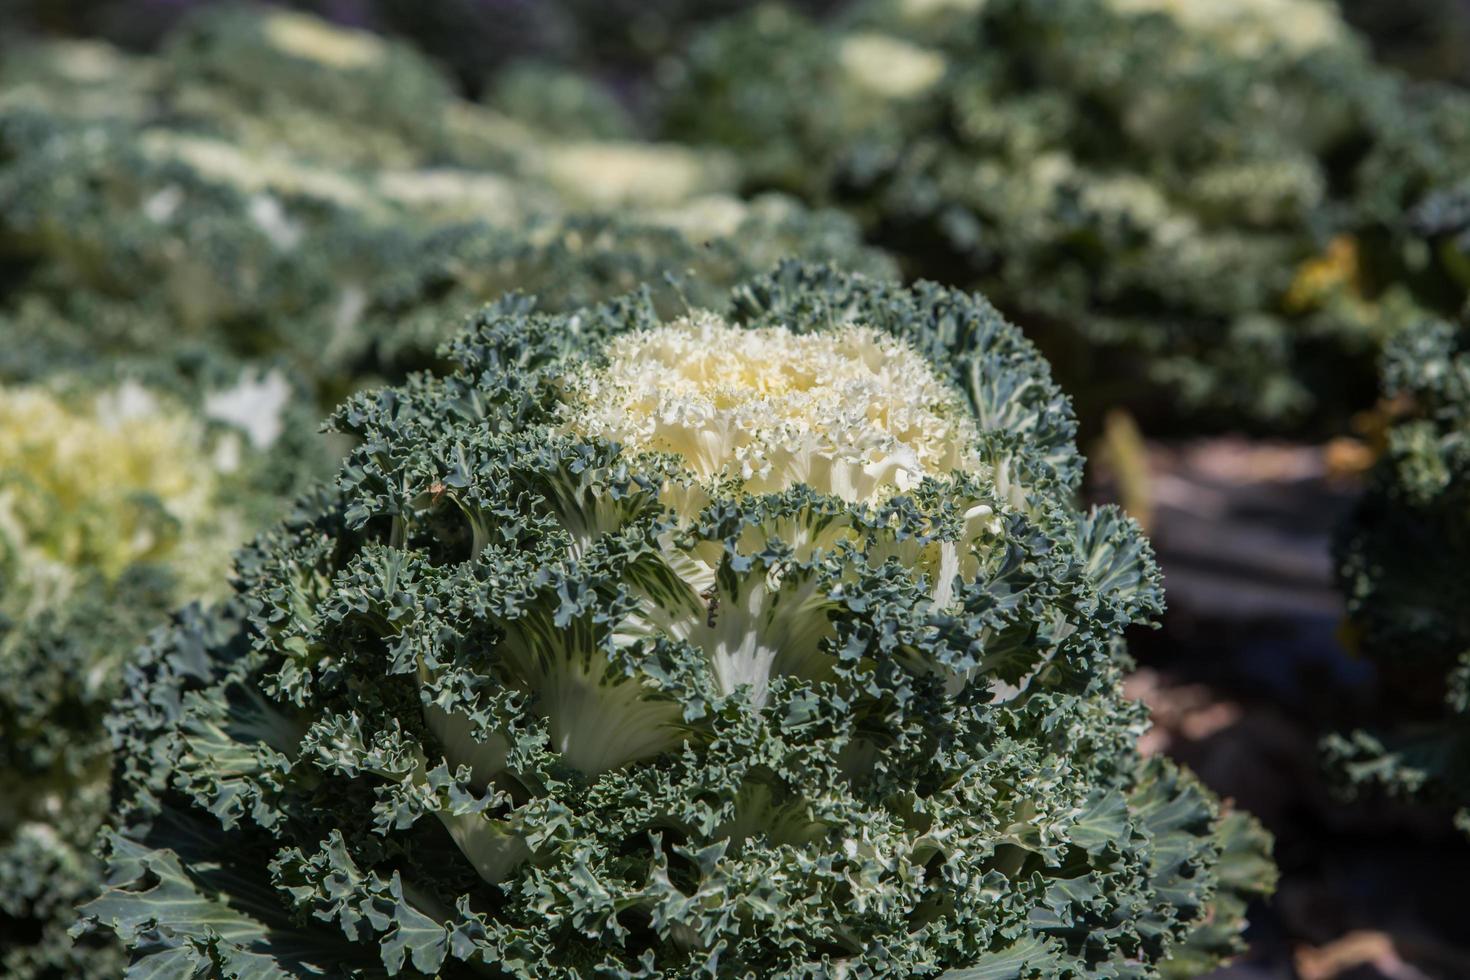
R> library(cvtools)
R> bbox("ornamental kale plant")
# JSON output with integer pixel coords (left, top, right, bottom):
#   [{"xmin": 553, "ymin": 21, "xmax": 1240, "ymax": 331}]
[
  {"xmin": 1328, "ymin": 318, "xmax": 1470, "ymax": 831},
  {"xmin": 0, "ymin": 11, "xmax": 892, "ymax": 407},
  {"xmin": 656, "ymin": 0, "xmax": 1470, "ymax": 432},
  {"xmin": 0, "ymin": 101, "xmax": 888, "ymax": 404},
  {"xmin": 85, "ymin": 265, "xmax": 1272, "ymax": 977},
  {"xmin": 0, "ymin": 376, "xmax": 302, "ymax": 979}
]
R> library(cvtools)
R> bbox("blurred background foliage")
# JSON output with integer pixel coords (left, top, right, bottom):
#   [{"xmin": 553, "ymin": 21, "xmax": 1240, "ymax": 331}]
[{"xmin": 14, "ymin": 0, "xmax": 1464, "ymax": 436}]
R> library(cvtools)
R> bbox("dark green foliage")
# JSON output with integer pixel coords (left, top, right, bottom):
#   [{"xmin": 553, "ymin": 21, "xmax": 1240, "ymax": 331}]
[
  {"xmin": 486, "ymin": 62, "xmax": 637, "ymax": 140},
  {"xmin": 1329, "ymin": 318, "xmax": 1470, "ymax": 827},
  {"xmin": 85, "ymin": 266, "xmax": 1270, "ymax": 977},
  {"xmin": 162, "ymin": 3, "xmax": 456, "ymax": 163},
  {"xmin": 0, "ymin": 571, "xmax": 177, "ymax": 979},
  {"xmin": 1338, "ymin": 0, "xmax": 1470, "ymax": 86}
]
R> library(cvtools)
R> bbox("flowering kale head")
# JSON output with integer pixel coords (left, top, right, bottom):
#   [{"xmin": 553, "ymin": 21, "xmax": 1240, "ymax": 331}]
[{"xmin": 87, "ymin": 265, "xmax": 1270, "ymax": 978}]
